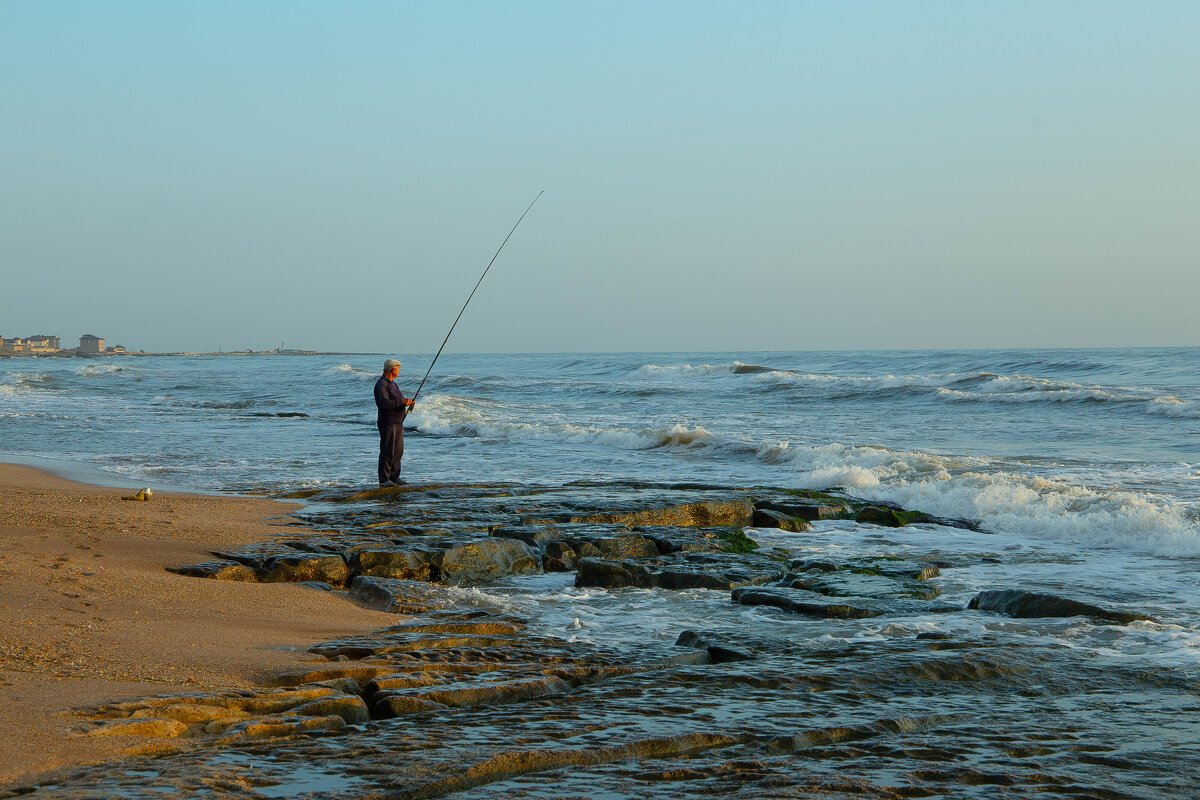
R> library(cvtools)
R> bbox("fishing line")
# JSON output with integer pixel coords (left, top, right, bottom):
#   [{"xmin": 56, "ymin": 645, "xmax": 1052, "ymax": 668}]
[{"xmin": 411, "ymin": 191, "xmax": 543, "ymax": 403}]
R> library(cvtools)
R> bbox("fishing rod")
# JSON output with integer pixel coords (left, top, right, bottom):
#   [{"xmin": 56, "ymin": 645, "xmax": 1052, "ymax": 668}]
[{"xmin": 410, "ymin": 191, "xmax": 543, "ymax": 404}]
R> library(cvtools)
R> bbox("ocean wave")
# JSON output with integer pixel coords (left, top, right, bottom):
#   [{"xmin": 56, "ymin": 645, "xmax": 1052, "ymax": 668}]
[
  {"xmin": 326, "ymin": 363, "xmax": 376, "ymax": 379},
  {"xmin": 637, "ymin": 362, "xmax": 1195, "ymax": 419},
  {"xmin": 408, "ymin": 395, "xmax": 720, "ymax": 452},
  {"xmin": 765, "ymin": 442, "xmax": 1200, "ymax": 557},
  {"xmin": 74, "ymin": 363, "xmax": 133, "ymax": 376}
]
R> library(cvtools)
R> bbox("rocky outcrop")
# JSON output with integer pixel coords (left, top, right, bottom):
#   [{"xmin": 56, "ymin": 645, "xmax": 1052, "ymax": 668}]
[
  {"xmin": 165, "ymin": 561, "xmax": 256, "ymax": 581},
  {"xmin": 731, "ymin": 587, "xmax": 960, "ymax": 619},
  {"xmin": 750, "ymin": 508, "xmax": 813, "ymax": 532},
  {"xmin": 575, "ymin": 552, "xmax": 787, "ymax": 591},
  {"xmin": 967, "ymin": 590, "xmax": 1153, "ymax": 624}
]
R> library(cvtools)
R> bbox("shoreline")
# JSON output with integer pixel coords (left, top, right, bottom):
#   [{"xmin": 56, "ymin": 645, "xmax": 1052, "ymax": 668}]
[{"xmin": 0, "ymin": 463, "xmax": 396, "ymax": 788}]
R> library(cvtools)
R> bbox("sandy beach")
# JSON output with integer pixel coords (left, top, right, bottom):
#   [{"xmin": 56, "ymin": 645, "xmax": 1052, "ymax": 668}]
[{"xmin": 0, "ymin": 463, "xmax": 396, "ymax": 787}]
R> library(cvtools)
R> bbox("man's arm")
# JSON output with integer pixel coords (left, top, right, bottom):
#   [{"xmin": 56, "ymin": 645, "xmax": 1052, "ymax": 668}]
[{"xmin": 375, "ymin": 380, "xmax": 407, "ymax": 412}]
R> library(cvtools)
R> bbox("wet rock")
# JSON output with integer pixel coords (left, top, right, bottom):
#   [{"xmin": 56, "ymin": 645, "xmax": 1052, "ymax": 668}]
[
  {"xmin": 784, "ymin": 571, "xmax": 941, "ymax": 600},
  {"xmin": 706, "ymin": 645, "xmax": 754, "ymax": 663},
  {"xmin": 264, "ymin": 663, "xmax": 403, "ymax": 689},
  {"xmin": 165, "ymin": 561, "xmax": 256, "ymax": 581},
  {"xmin": 215, "ymin": 715, "xmax": 345, "ymax": 743},
  {"xmin": 967, "ymin": 589, "xmax": 1154, "ymax": 624},
  {"xmin": 674, "ymin": 631, "xmax": 753, "ymax": 663},
  {"xmin": 438, "ymin": 538, "xmax": 540, "ymax": 584},
  {"xmin": 86, "ymin": 718, "xmax": 189, "ymax": 738},
  {"xmin": 348, "ymin": 548, "xmax": 438, "ymax": 581},
  {"xmin": 571, "ymin": 499, "xmax": 754, "ymax": 528},
  {"xmin": 542, "ymin": 541, "xmax": 577, "ymax": 571},
  {"xmin": 263, "ymin": 553, "xmax": 350, "ymax": 587},
  {"xmin": 751, "ymin": 508, "xmax": 814, "ymax": 532},
  {"xmin": 754, "ymin": 499, "xmax": 848, "ymax": 521},
  {"xmin": 373, "ymin": 694, "xmax": 450, "ymax": 717},
  {"xmin": 289, "ymin": 695, "xmax": 370, "ymax": 725},
  {"xmin": 855, "ymin": 506, "xmax": 934, "ymax": 527},
  {"xmin": 576, "ymin": 552, "xmax": 787, "ymax": 591},
  {"xmin": 731, "ymin": 587, "xmax": 960, "ymax": 619},
  {"xmin": 574, "ymin": 533, "xmax": 660, "ymax": 560}
]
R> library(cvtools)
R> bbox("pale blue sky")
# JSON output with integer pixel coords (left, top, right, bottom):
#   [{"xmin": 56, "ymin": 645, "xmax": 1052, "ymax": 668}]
[{"xmin": 2, "ymin": 2, "xmax": 1197, "ymax": 353}]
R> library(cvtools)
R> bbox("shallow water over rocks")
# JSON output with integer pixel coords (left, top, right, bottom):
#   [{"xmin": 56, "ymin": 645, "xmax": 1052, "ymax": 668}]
[{"xmin": 13, "ymin": 482, "xmax": 1200, "ymax": 799}]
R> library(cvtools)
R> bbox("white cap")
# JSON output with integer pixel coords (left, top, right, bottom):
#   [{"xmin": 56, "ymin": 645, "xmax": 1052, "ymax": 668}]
[{"xmin": 384, "ymin": 359, "xmax": 401, "ymax": 370}]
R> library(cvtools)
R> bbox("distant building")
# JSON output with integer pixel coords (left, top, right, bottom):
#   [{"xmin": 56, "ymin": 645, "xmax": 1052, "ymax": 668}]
[
  {"xmin": 27, "ymin": 335, "xmax": 60, "ymax": 352},
  {"xmin": 79, "ymin": 334, "xmax": 105, "ymax": 354},
  {"xmin": 110, "ymin": 344, "xmax": 126, "ymax": 353}
]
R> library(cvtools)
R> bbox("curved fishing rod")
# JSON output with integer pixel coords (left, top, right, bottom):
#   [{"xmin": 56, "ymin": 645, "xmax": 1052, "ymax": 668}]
[{"xmin": 411, "ymin": 191, "xmax": 543, "ymax": 404}]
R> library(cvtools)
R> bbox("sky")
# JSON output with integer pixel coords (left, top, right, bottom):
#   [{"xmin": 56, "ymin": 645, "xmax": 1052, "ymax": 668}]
[{"xmin": 1, "ymin": 1, "xmax": 1197, "ymax": 354}]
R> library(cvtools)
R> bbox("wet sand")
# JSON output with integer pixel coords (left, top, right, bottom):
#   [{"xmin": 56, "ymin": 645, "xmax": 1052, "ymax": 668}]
[{"xmin": 0, "ymin": 464, "xmax": 395, "ymax": 787}]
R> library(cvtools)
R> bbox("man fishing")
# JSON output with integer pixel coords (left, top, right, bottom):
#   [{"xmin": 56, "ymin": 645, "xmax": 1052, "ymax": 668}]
[{"xmin": 374, "ymin": 359, "xmax": 415, "ymax": 486}]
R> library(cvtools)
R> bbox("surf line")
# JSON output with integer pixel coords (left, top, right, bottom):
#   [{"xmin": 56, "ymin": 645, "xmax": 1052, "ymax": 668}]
[{"xmin": 411, "ymin": 191, "xmax": 544, "ymax": 404}]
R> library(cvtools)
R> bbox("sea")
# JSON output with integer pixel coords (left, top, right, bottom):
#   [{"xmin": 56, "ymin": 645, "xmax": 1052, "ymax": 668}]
[{"xmin": 3, "ymin": 347, "xmax": 1200, "ymax": 797}]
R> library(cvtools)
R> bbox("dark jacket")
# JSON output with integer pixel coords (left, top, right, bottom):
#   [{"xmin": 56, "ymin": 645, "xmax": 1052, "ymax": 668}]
[{"xmin": 374, "ymin": 375, "xmax": 408, "ymax": 425}]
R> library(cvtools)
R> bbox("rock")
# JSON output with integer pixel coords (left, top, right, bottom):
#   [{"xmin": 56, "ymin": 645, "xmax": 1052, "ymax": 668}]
[
  {"xmin": 373, "ymin": 695, "xmax": 450, "ymax": 718},
  {"xmin": 542, "ymin": 541, "xmax": 577, "ymax": 571},
  {"xmin": 967, "ymin": 590, "xmax": 1154, "ymax": 624},
  {"xmin": 784, "ymin": 568, "xmax": 941, "ymax": 601},
  {"xmin": 289, "ymin": 695, "xmax": 370, "ymax": 725},
  {"xmin": 706, "ymin": 645, "xmax": 754, "ymax": 663},
  {"xmin": 754, "ymin": 500, "xmax": 848, "ymax": 521},
  {"xmin": 348, "ymin": 548, "xmax": 438, "ymax": 581},
  {"xmin": 571, "ymin": 499, "xmax": 754, "ymax": 528},
  {"xmin": 165, "ymin": 561, "xmax": 256, "ymax": 581},
  {"xmin": 438, "ymin": 538, "xmax": 540, "ymax": 585},
  {"xmin": 575, "ymin": 552, "xmax": 787, "ymax": 591},
  {"xmin": 855, "ymin": 506, "xmax": 934, "ymax": 527},
  {"xmin": 731, "ymin": 587, "xmax": 960, "ymax": 619},
  {"xmin": 263, "ymin": 553, "xmax": 350, "ymax": 587},
  {"xmin": 264, "ymin": 663, "xmax": 401, "ymax": 689},
  {"xmin": 87, "ymin": 718, "xmax": 189, "ymax": 738},
  {"xmin": 215, "ymin": 715, "xmax": 345, "ymax": 743},
  {"xmin": 751, "ymin": 509, "xmax": 813, "ymax": 532},
  {"xmin": 573, "ymin": 533, "xmax": 660, "ymax": 560}
]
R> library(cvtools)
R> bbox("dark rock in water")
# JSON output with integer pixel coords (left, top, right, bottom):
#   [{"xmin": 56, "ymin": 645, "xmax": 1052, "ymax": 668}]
[
  {"xmin": 754, "ymin": 499, "xmax": 848, "ymax": 521},
  {"xmin": 751, "ymin": 508, "xmax": 813, "ymax": 533},
  {"xmin": 967, "ymin": 589, "xmax": 1154, "ymax": 624},
  {"xmin": 855, "ymin": 506, "xmax": 934, "ymax": 527},
  {"xmin": 542, "ymin": 540, "xmax": 577, "ymax": 572},
  {"xmin": 575, "ymin": 552, "xmax": 787, "ymax": 591},
  {"xmin": 785, "ymin": 571, "xmax": 941, "ymax": 601},
  {"xmin": 263, "ymin": 553, "xmax": 350, "ymax": 587},
  {"xmin": 488, "ymin": 525, "xmax": 566, "ymax": 550},
  {"xmin": 675, "ymin": 630, "xmax": 709, "ymax": 648},
  {"xmin": 916, "ymin": 632, "xmax": 952, "ymax": 640},
  {"xmin": 731, "ymin": 587, "xmax": 960, "ymax": 619},
  {"xmin": 706, "ymin": 645, "xmax": 754, "ymax": 663},
  {"xmin": 166, "ymin": 561, "xmax": 256, "ymax": 581},
  {"xmin": 732, "ymin": 587, "xmax": 884, "ymax": 619}
]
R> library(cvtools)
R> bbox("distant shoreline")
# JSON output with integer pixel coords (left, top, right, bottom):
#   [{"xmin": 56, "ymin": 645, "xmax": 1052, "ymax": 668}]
[{"xmin": 0, "ymin": 351, "xmax": 385, "ymax": 358}]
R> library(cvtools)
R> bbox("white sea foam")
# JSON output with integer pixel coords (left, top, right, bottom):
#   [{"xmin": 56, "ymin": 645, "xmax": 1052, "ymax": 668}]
[
  {"xmin": 74, "ymin": 363, "xmax": 131, "ymax": 376},
  {"xmin": 327, "ymin": 363, "xmax": 376, "ymax": 379},
  {"xmin": 771, "ymin": 442, "xmax": 1200, "ymax": 557}
]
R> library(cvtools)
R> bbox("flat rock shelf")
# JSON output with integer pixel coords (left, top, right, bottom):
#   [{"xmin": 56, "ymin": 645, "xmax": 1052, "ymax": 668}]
[{"xmin": 9, "ymin": 481, "xmax": 1193, "ymax": 800}]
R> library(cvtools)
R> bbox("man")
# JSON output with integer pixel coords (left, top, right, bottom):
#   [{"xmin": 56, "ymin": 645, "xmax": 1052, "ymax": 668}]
[{"xmin": 374, "ymin": 358, "xmax": 415, "ymax": 486}]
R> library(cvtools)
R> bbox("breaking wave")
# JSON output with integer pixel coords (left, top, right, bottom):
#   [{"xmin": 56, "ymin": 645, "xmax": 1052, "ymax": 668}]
[
  {"xmin": 327, "ymin": 363, "xmax": 376, "ymax": 380},
  {"xmin": 637, "ymin": 362, "xmax": 1196, "ymax": 420},
  {"xmin": 408, "ymin": 395, "xmax": 719, "ymax": 452}
]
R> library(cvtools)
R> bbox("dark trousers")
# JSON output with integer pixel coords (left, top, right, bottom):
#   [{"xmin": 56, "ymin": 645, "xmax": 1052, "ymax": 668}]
[{"xmin": 377, "ymin": 421, "xmax": 405, "ymax": 484}]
